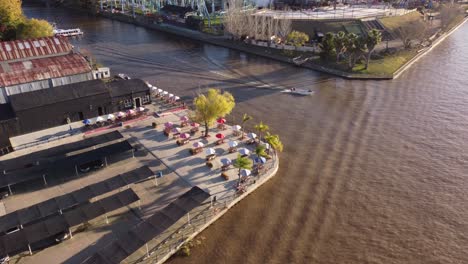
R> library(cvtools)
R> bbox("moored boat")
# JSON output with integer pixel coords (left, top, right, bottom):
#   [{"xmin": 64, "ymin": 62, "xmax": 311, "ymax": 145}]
[{"xmin": 53, "ymin": 28, "xmax": 84, "ymax": 37}]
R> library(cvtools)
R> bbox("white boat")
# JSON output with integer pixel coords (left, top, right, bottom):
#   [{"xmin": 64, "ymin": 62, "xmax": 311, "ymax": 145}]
[
  {"xmin": 53, "ymin": 28, "xmax": 84, "ymax": 37},
  {"xmin": 281, "ymin": 89, "xmax": 314, "ymax": 96},
  {"xmin": 292, "ymin": 56, "xmax": 310, "ymax": 66}
]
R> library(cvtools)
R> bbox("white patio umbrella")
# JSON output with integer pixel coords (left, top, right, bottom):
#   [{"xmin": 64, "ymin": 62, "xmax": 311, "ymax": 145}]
[
  {"xmin": 240, "ymin": 169, "xmax": 251, "ymax": 177},
  {"xmin": 107, "ymin": 114, "xmax": 115, "ymax": 120},
  {"xmin": 157, "ymin": 88, "xmax": 163, "ymax": 93},
  {"xmin": 193, "ymin": 142, "xmax": 204, "ymax": 148},
  {"xmin": 151, "ymin": 86, "xmax": 158, "ymax": 91},
  {"xmin": 162, "ymin": 91, "xmax": 169, "ymax": 95},
  {"xmin": 247, "ymin": 133, "xmax": 257, "ymax": 139},
  {"xmin": 147, "ymin": 83, "xmax": 153, "ymax": 88},
  {"xmin": 228, "ymin": 140, "xmax": 238, "ymax": 148},
  {"xmin": 137, "ymin": 106, "xmax": 145, "ymax": 112},
  {"xmin": 205, "ymin": 148, "xmax": 216, "ymax": 155},
  {"xmin": 95, "ymin": 116, "xmax": 105, "ymax": 123},
  {"xmin": 238, "ymin": 148, "xmax": 250, "ymax": 156},
  {"xmin": 220, "ymin": 158, "xmax": 232, "ymax": 165},
  {"xmin": 168, "ymin": 93, "xmax": 174, "ymax": 98},
  {"xmin": 117, "ymin": 111, "xmax": 126, "ymax": 118},
  {"xmin": 174, "ymin": 96, "xmax": 180, "ymax": 101},
  {"xmin": 232, "ymin": 125, "xmax": 242, "ymax": 131}
]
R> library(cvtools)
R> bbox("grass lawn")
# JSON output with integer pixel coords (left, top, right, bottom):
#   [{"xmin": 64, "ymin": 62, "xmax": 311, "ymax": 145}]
[
  {"xmin": 352, "ymin": 50, "xmax": 418, "ymax": 75},
  {"xmin": 309, "ymin": 49, "xmax": 418, "ymax": 76},
  {"xmin": 379, "ymin": 11, "xmax": 423, "ymax": 31}
]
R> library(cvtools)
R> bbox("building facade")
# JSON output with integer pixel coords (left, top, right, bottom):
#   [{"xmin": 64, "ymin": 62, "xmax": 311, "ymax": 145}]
[{"xmin": 0, "ymin": 79, "xmax": 151, "ymax": 153}]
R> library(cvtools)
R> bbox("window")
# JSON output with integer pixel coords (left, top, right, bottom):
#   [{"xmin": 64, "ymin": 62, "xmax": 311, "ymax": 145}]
[
  {"xmin": 33, "ymin": 41, "xmax": 40, "ymax": 47},
  {"xmin": 142, "ymin": 95, "xmax": 150, "ymax": 104},
  {"xmin": 18, "ymin": 43, "xmax": 24, "ymax": 49},
  {"xmin": 53, "ymin": 38, "xmax": 60, "ymax": 45},
  {"xmin": 39, "ymin": 40, "xmax": 46, "ymax": 46},
  {"xmin": 123, "ymin": 99, "xmax": 132, "ymax": 108},
  {"xmin": 24, "ymin": 42, "xmax": 31, "ymax": 49},
  {"xmin": 4, "ymin": 44, "xmax": 11, "ymax": 52}
]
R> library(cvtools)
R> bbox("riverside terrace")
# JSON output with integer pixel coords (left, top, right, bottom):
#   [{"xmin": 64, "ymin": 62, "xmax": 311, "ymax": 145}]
[{"xmin": 0, "ymin": 105, "xmax": 278, "ymax": 263}]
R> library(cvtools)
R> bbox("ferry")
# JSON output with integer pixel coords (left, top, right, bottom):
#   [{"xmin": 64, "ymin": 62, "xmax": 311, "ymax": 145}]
[{"xmin": 53, "ymin": 28, "xmax": 84, "ymax": 37}]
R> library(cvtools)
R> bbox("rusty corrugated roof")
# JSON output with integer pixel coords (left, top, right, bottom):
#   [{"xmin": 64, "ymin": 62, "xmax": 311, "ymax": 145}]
[
  {"xmin": 0, "ymin": 36, "xmax": 73, "ymax": 62},
  {"xmin": 0, "ymin": 54, "xmax": 92, "ymax": 87}
]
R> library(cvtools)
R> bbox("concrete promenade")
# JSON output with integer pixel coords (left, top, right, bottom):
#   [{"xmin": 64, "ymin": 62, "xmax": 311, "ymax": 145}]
[{"xmin": 1, "ymin": 101, "xmax": 279, "ymax": 263}]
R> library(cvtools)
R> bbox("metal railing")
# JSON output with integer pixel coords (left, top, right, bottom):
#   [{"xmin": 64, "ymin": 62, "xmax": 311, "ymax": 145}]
[{"xmin": 128, "ymin": 152, "xmax": 278, "ymax": 264}]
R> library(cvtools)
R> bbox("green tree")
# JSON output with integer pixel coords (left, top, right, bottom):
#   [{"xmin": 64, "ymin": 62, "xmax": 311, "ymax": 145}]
[
  {"xmin": 333, "ymin": 31, "xmax": 347, "ymax": 63},
  {"xmin": 240, "ymin": 113, "xmax": 252, "ymax": 139},
  {"xmin": 193, "ymin": 89, "xmax": 235, "ymax": 137},
  {"xmin": 0, "ymin": 0, "xmax": 24, "ymax": 27},
  {"xmin": 319, "ymin": 32, "xmax": 336, "ymax": 60},
  {"xmin": 264, "ymin": 132, "xmax": 284, "ymax": 152},
  {"xmin": 16, "ymin": 18, "xmax": 54, "ymax": 40},
  {"xmin": 254, "ymin": 121, "xmax": 269, "ymax": 140},
  {"xmin": 233, "ymin": 154, "xmax": 253, "ymax": 183},
  {"xmin": 345, "ymin": 33, "xmax": 366, "ymax": 69},
  {"xmin": 255, "ymin": 145, "xmax": 269, "ymax": 158},
  {"xmin": 364, "ymin": 29, "xmax": 382, "ymax": 69},
  {"xmin": 286, "ymin": 30, "xmax": 309, "ymax": 50}
]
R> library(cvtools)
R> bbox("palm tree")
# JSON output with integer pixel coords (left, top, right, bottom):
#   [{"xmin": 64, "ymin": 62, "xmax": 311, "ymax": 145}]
[
  {"xmin": 264, "ymin": 132, "xmax": 284, "ymax": 152},
  {"xmin": 233, "ymin": 154, "xmax": 253, "ymax": 184},
  {"xmin": 334, "ymin": 31, "xmax": 347, "ymax": 63},
  {"xmin": 240, "ymin": 113, "xmax": 253, "ymax": 139},
  {"xmin": 254, "ymin": 121, "xmax": 269, "ymax": 141},
  {"xmin": 364, "ymin": 29, "xmax": 382, "ymax": 69},
  {"xmin": 255, "ymin": 145, "xmax": 269, "ymax": 158}
]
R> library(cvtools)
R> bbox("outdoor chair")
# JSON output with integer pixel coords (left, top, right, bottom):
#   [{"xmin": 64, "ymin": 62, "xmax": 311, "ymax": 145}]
[
  {"xmin": 228, "ymin": 147, "xmax": 237, "ymax": 153},
  {"xmin": 177, "ymin": 138, "xmax": 189, "ymax": 146},
  {"xmin": 221, "ymin": 172, "xmax": 229, "ymax": 180},
  {"xmin": 206, "ymin": 154, "xmax": 216, "ymax": 161}
]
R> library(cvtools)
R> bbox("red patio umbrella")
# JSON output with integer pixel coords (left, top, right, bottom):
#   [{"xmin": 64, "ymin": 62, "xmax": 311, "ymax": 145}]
[
  {"xmin": 216, "ymin": 133, "xmax": 225, "ymax": 139},
  {"xmin": 217, "ymin": 118, "xmax": 226, "ymax": 124}
]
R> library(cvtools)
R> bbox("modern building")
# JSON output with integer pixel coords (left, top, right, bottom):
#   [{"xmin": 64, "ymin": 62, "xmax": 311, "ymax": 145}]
[
  {"xmin": 0, "ymin": 79, "xmax": 151, "ymax": 154},
  {"xmin": 0, "ymin": 36, "xmax": 94, "ymax": 104}
]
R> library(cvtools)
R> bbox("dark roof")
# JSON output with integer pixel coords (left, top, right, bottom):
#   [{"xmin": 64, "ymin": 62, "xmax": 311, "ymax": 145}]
[
  {"xmin": 83, "ymin": 186, "xmax": 210, "ymax": 264},
  {"xmin": 0, "ymin": 131, "xmax": 123, "ymax": 172},
  {"xmin": 8, "ymin": 79, "xmax": 149, "ymax": 112},
  {"xmin": 0, "ymin": 166, "xmax": 152, "ymax": 233},
  {"xmin": 107, "ymin": 79, "xmax": 149, "ymax": 98},
  {"xmin": 9, "ymin": 79, "xmax": 108, "ymax": 112},
  {"xmin": 0, "ymin": 103, "xmax": 15, "ymax": 121},
  {"xmin": 0, "ymin": 189, "xmax": 140, "ymax": 257},
  {"xmin": 0, "ymin": 140, "xmax": 133, "ymax": 189}
]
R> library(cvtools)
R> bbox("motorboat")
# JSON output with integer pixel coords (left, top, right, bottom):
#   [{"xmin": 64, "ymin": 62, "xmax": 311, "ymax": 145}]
[
  {"xmin": 281, "ymin": 88, "xmax": 314, "ymax": 96},
  {"xmin": 292, "ymin": 56, "xmax": 310, "ymax": 66}
]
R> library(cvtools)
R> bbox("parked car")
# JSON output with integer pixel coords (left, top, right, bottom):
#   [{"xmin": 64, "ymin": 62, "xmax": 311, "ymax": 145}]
[
  {"xmin": 55, "ymin": 232, "xmax": 71, "ymax": 243},
  {"xmin": 78, "ymin": 160, "xmax": 104, "ymax": 173},
  {"xmin": 0, "ymin": 255, "xmax": 10, "ymax": 264},
  {"xmin": 115, "ymin": 73, "xmax": 131, "ymax": 80}
]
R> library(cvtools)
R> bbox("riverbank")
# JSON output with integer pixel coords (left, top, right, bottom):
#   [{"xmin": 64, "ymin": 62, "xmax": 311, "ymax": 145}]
[{"xmin": 97, "ymin": 11, "xmax": 467, "ymax": 80}]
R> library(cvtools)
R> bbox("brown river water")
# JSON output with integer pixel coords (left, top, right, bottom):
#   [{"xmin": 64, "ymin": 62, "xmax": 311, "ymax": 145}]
[{"xmin": 25, "ymin": 6, "xmax": 468, "ymax": 264}]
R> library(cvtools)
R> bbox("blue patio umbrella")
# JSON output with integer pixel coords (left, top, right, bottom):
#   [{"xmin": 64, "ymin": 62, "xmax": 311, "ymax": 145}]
[
  {"xmin": 254, "ymin": 157, "xmax": 267, "ymax": 164},
  {"xmin": 83, "ymin": 119, "xmax": 92, "ymax": 125}
]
